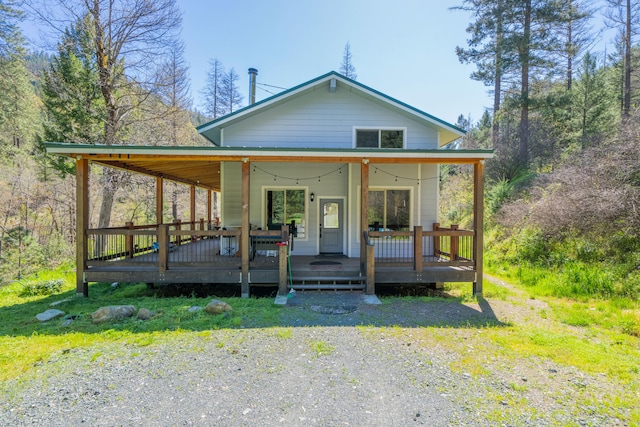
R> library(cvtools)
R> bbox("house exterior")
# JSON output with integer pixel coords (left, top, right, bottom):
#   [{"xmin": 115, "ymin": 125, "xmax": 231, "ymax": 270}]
[{"xmin": 46, "ymin": 71, "xmax": 492, "ymax": 298}]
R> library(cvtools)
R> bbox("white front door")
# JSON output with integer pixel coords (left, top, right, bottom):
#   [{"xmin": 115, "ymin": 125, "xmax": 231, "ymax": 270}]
[{"xmin": 319, "ymin": 199, "xmax": 344, "ymax": 254}]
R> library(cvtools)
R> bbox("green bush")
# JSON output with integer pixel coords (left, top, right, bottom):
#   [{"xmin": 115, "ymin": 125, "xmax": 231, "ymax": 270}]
[
  {"xmin": 487, "ymin": 179, "xmax": 512, "ymax": 214},
  {"xmin": 560, "ymin": 262, "xmax": 614, "ymax": 298},
  {"xmin": 617, "ymin": 271, "xmax": 640, "ymax": 300},
  {"xmin": 20, "ymin": 279, "xmax": 64, "ymax": 297}
]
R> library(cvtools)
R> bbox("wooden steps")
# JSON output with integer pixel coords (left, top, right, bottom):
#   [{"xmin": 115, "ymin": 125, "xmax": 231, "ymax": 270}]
[{"xmin": 290, "ymin": 275, "xmax": 365, "ymax": 290}]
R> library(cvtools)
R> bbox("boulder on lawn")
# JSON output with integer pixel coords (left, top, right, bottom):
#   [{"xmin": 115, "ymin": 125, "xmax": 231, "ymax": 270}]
[
  {"xmin": 91, "ymin": 305, "xmax": 136, "ymax": 324},
  {"xmin": 36, "ymin": 309, "xmax": 65, "ymax": 322},
  {"xmin": 204, "ymin": 299, "xmax": 232, "ymax": 314}
]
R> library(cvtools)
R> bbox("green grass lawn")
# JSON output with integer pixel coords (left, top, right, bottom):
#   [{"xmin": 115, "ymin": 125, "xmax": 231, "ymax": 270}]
[{"xmin": 1, "ymin": 264, "xmax": 639, "ymax": 424}]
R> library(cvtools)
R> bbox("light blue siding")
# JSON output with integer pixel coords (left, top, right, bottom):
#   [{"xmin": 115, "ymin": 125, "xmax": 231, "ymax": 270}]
[
  {"xmin": 222, "ymin": 161, "xmax": 349, "ymax": 256},
  {"xmin": 221, "ymin": 88, "xmax": 440, "ymax": 149}
]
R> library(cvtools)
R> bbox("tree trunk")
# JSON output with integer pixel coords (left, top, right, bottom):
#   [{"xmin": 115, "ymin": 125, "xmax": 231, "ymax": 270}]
[
  {"xmin": 567, "ymin": 16, "xmax": 573, "ymax": 91},
  {"xmin": 518, "ymin": 0, "xmax": 531, "ymax": 168},
  {"xmin": 623, "ymin": 0, "xmax": 631, "ymax": 118},
  {"xmin": 493, "ymin": 0, "xmax": 503, "ymax": 148},
  {"xmin": 98, "ymin": 186, "xmax": 115, "ymax": 229}
]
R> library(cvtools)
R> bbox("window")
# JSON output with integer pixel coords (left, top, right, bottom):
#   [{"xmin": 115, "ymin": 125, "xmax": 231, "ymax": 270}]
[
  {"xmin": 368, "ymin": 189, "xmax": 410, "ymax": 231},
  {"xmin": 356, "ymin": 129, "xmax": 404, "ymax": 148},
  {"xmin": 265, "ymin": 189, "xmax": 306, "ymax": 238}
]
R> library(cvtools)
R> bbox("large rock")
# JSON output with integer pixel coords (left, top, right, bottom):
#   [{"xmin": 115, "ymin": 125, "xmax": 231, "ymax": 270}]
[
  {"xmin": 91, "ymin": 305, "xmax": 136, "ymax": 324},
  {"xmin": 204, "ymin": 299, "xmax": 232, "ymax": 314},
  {"xmin": 36, "ymin": 309, "xmax": 65, "ymax": 322}
]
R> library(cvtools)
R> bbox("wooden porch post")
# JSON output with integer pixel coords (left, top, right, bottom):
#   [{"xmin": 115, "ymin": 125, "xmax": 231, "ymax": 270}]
[
  {"xmin": 76, "ymin": 158, "xmax": 89, "ymax": 296},
  {"xmin": 158, "ymin": 224, "xmax": 169, "ymax": 273},
  {"xmin": 365, "ymin": 243, "xmax": 375, "ymax": 295},
  {"xmin": 156, "ymin": 177, "xmax": 163, "ymax": 225},
  {"xmin": 241, "ymin": 160, "xmax": 250, "ymax": 297},
  {"xmin": 125, "ymin": 221, "xmax": 134, "ymax": 258},
  {"xmin": 360, "ymin": 159, "xmax": 369, "ymax": 270},
  {"xmin": 414, "ymin": 226, "xmax": 423, "ymax": 273},
  {"xmin": 190, "ymin": 185, "xmax": 196, "ymax": 228},
  {"xmin": 473, "ymin": 161, "xmax": 485, "ymax": 296},
  {"xmin": 207, "ymin": 190, "xmax": 212, "ymax": 227},
  {"xmin": 278, "ymin": 243, "xmax": 288, "ymax": 296}
]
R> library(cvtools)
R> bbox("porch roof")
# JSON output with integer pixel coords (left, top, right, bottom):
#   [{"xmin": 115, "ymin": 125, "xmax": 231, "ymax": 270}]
[{"xmin": 45, "ymin": 142, "xmax": 493, "ymax": 192}]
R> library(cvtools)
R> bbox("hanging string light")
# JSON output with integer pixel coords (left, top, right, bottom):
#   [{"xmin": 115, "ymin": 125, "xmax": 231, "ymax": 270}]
[
  {"xmin": 250, "ymin": 164, "xmax": 436, "ymax": 185},
  {"xmin": 251, "ymin": 164, "xmax": 347, "ymax": 184}
]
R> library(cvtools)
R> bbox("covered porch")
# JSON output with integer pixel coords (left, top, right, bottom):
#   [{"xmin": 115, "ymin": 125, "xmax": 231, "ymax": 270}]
[
  {"xmin": 45, "ymin": 143, "xmax": 490, "ymax": 298},
  {"xmin": 82, "ymin": 222, "xmax": 476, "ymax": 293}
]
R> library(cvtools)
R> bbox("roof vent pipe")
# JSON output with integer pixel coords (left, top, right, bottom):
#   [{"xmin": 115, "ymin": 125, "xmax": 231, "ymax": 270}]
[{"xmin": 248, "ymin": 68, "xmax": 258, "ymax": 105}]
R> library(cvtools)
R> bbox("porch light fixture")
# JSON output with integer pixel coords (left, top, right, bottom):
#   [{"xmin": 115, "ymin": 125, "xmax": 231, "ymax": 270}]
[{"xmin": 310, "ymin": 192, "xmax": 315, "ymax": 202}]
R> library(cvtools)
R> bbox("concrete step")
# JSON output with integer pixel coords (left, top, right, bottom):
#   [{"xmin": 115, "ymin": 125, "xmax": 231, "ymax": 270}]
[{"xmin": 290, "ymin": 283, "xmax": 366, "ymax": 290}]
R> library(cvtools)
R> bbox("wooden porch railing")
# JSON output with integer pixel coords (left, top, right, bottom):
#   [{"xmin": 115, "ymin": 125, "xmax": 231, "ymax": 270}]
[
  {"xmin": 86, "ymin": 221, "xmax": 290, "ymax": 273},
  {"xmin": 87, "ymin": 219, "xmax": 218, "ymax": 263},
  {"xmin": 365, "ymin": 223, "xmax": 475, "ymax": 270}
]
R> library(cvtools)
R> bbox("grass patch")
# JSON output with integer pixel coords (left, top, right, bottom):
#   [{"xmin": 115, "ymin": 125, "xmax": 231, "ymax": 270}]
[
  {"xmin": 0, "ymin": 278, "xmax": 284, "ymax": 382},
  {"xmin": 309, "ymin": 340, "xmax": 335, "ymax": 357}
]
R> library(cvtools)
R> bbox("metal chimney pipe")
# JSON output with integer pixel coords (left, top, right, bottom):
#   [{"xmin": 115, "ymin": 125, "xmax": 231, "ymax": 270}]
[{"xmin": 248, "ymin": 68, "xmax": 258, "ymax": 105}]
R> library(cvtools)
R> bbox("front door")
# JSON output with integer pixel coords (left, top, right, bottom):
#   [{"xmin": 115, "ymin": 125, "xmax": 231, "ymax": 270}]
[{"xmin": 319, "ymin": 199, "xmax": 344, "ymax": 254}]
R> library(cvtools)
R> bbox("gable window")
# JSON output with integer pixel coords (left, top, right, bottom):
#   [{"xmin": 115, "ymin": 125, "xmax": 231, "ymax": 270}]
[
  {"xmin": 265, "ymin": 189, "xmax": 306, "ymax": 238},
  {"xmin": 355, "ymin": 129, "xmax": 404, "ymax": 148},
  {"xmin": 368, "ymin": 189, "xmax": 410, "ymax": 231}
]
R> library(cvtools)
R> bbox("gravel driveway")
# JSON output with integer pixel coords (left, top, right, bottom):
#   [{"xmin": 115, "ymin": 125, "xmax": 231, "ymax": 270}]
[{"xmin": 1, "ymin": 288, "xmax": 633, "ymax": 426}]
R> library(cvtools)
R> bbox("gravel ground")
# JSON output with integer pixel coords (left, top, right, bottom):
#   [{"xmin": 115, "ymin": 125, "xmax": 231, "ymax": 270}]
[{"xmin": 1, "ymin": 283, "xmax": 635, "ymax": 426}]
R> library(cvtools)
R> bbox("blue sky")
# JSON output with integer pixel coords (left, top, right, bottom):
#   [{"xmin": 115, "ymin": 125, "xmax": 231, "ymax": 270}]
[
  {"xmin": 181, "ymin": 0, "xmax": 489, "ymax": 125},
  {"xmin": 22, "ymin": 0, "xmax": 615, "ymax": 126}
]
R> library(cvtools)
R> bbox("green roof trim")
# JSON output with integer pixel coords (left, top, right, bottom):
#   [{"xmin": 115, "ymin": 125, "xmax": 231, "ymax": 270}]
[
  {"xmin": 44, "ymin": 142, "xmax": 493, "ymax": 155},
  {"xmin": 196, "ymin": 71, "xmax": 467, "ymax": 139}
]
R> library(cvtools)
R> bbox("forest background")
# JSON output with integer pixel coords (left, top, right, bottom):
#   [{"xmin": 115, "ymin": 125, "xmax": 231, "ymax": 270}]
[{"xmin": 0, "ymin": 0, "xmax": 639, "ymax": 309}]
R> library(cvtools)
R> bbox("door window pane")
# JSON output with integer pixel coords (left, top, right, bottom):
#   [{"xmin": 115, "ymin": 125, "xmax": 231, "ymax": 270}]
[{"xmin": 323, "ymin": 202, "xmax": 340, "ymax": 229}]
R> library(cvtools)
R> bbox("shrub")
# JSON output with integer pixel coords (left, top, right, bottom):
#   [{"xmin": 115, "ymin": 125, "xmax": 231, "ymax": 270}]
[
  {"xmin": 20, "ymin": 279, "xmax": 64, "ymax": 297},
  {"xmin": 559, "ymin": 262, "xmax": 614, "ymax": 299}
]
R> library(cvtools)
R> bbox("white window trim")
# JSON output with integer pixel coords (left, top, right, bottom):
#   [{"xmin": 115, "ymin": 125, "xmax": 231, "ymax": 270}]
[{"xmin": 352, "ymin": 127, "xmax": 407, "ymax": 149}]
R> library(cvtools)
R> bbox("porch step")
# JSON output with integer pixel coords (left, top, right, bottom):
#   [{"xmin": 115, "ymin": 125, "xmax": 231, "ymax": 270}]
[
  {"xmin": 291, "ymin": 283, "xmax": 366, "ymax": 291},
  {"xmin": 290, "ymin": 275, "xmax": 365, "ymax": 291}
]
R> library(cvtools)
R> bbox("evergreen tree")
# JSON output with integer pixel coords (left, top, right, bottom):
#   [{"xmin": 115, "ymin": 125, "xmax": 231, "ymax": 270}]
[
  {"xmin": 456, "ymin": 0, "xmax": 575, "ymax": 169},
  {"xmin": 571, "ymin": 52, "xmax": 618, "ymax": 148},
  {"xmin": 0, "ymin": 0, "xmax": 38, "ymax": 156},
  {"xmin": 605, "ymin": 0, "xmax": 640, "ymax": 118},
  {"xmin": 0, "ymin": 0, "xmax": 22, "ymax": 58},
  {"xmin": 42, "ymin": 15, "xmax": 105, "ymax": 147}
]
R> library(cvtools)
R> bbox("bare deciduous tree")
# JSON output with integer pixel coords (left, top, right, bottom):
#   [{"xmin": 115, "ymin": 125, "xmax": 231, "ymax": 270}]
[
  {"xmin": 339, "ymin": 42, "xmax": 357, "ymax": 80},
  {"xmin": 25, "ymin": 0, "xmax": 182, "ymax": 228}
]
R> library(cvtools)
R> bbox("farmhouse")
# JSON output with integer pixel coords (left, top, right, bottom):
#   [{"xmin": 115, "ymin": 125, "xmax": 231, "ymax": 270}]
[{"xmin": 46, "ymin": 71, "xmax": 492, "ymax": 298}]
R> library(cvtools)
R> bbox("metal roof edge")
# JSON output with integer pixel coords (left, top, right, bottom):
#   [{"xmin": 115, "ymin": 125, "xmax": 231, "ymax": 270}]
[
  {"xmin": 196, "ymin": 71, "xmax": 466, "ymax": 138},
  {"xmin": 45, "ymin": 142, "xmax": 493, "ymax": 157}
]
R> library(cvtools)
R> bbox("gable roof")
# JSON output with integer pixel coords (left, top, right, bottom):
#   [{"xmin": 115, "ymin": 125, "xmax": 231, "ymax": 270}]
[{"xmin": 197, "ymin": 71, "xmax": 466, "ymax": 147}]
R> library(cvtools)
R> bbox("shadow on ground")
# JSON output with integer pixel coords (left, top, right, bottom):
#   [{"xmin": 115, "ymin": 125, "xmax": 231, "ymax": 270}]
[{"xmin": 0, "ymin": 282, "xmax": 505, "ymax": 337}]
